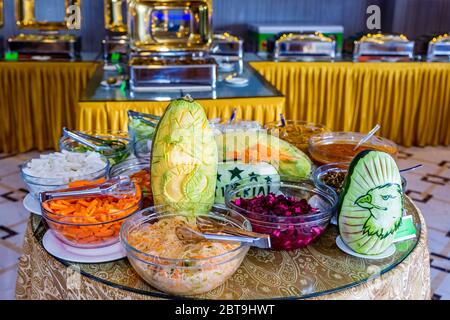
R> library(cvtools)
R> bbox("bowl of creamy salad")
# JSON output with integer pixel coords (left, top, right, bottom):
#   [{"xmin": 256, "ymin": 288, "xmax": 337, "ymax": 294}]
[{"xmin": 120, "ymin": 205, "xmax": 251, "ymax": 296}]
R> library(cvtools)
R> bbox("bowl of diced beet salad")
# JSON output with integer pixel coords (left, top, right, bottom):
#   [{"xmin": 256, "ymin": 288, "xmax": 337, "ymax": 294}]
[{"xmin": 225, "ymin": 176, "xmax": 338, "ymax": 251}]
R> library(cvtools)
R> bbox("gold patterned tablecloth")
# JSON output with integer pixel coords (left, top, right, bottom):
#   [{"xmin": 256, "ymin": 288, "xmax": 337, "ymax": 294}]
[
  {"xmin": 0, "ymin": 61, "xmax": 99, "ymax": 153},
  {"xmin": 250, "ymin": 61, "xmax": 450, "ymax": 147},
  {"xmin": 15, "ymin": 197, "xmax": 430, "ymax": 300}
]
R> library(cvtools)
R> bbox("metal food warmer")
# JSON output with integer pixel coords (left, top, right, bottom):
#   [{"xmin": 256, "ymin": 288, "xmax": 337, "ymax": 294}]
[
  {"xmin": 269, "ymin": 32, "xmax": 336, "ymax": 61},
  {"xmin": 8, "ymin": 0, "xmax": 81, "ymax": 61},
  {"xmin": 210, "ymin": 32, "xmax": 243, "ymax": 60},
  {"xmin": 8, "ymin": 33, "xmax": 80, "ymax": 60},
  {"xmin": 210, "ymin": 32, "xmax": 244, "ymax": 77},
  {"xmin": 427, "ymin": 33, "xmax": 450, "ymax": 62},
  {"xmin": 103, "ymin": 0, "xmax": 129, "ymax": 62},
  {"xmin": 127, "ymin": 0, "xmax": 217, "ymax": 92},
  {"xmin": 353, "ymin": 33, "xmax": 415, "ymax": 62}
]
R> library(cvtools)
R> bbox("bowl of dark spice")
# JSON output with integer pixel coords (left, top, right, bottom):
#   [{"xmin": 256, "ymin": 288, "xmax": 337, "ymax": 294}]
[{"xmin": 313, "ymin": 163, "xmax": 349, "ymax": 195}]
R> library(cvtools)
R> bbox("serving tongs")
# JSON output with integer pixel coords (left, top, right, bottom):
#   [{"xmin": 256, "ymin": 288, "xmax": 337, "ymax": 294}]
[
  {"xmin": 175, "ymin": 221, "xmax": 271, "ymax": 249},
  {"xmin": 39, "ymin": 176, "xmax": 136, "ymax": 202},
  {"xmin": 127, "ymin": 110, "xmax": 160, "ymax": 127},
  {"xmin": 62, "ymin": 127, "xmax": 127, "ymax": 154}
]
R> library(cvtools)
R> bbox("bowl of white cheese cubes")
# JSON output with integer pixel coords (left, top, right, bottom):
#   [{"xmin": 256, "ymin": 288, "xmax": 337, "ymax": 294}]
[{"xmin": 20, "ymin": 151, "xmax": 109, "ymax": 200}]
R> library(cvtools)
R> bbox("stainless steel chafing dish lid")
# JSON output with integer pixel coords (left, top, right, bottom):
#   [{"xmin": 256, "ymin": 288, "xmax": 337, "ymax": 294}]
[
  {"xmin": 273, "ymin": 32, "xmax": 336, "ymax": 58},
  {"xmin": 128, "ymin": 0, "xmax": 212, "ymax": 53},
  {"xmin": 210, "ymin": 32, "xmax": 244, "ymax": 58},
  {"xmin": 354, "ymin": 33, "xmax": 414, "ymax": 58},
  {"xmin": 427, "ymin": 33, "xmax": 450, "ymax": 58}
]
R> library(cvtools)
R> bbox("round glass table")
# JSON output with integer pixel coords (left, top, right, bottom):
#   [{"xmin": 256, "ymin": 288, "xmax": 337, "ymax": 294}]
[{"xmin": 15, "ymin": 197, "xmax": 431, "ymax": 300}]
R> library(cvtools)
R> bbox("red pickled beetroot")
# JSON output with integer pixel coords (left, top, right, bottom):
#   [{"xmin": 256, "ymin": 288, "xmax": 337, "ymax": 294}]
[
  {"xmin": 233, "ymin": 193, "xmax": 317, "ymax": 217},
  {"xmin": 233, "ymin": 194, "xmax": 327, "ymax": 251},
  {"xmin": 250, "ymin": 223, "xmax": 326, "ymax": 251}
]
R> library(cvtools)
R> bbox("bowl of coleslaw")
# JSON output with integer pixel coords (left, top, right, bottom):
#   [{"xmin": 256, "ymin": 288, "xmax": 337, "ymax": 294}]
[{"xmin": 120, "ymin": 205, "xmax": 251, "ymax": 296}]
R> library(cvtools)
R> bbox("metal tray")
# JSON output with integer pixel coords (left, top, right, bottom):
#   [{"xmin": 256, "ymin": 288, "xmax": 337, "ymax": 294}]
[
  {"xmin": 8, "ymin": 34, "xmax": 80, "ymax": 60},
  {"xmin": 129, "ymin": 55, "xmax": 217, "ymax": 92}
]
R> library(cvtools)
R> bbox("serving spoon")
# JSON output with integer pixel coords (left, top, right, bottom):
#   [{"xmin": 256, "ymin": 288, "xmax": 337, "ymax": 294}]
[{"xmin": 353, "ymin": 124, "xmax": 381, "ymax": 151}]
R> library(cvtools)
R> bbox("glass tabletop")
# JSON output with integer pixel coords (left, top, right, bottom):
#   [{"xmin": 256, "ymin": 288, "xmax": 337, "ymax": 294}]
[
  {"xmin": 79, "ymin": 54, "xmax": 282, "ymax": 102},
  {"xmin": 30, "ymin": 197, "xmax": 421, "ymax": 300}
]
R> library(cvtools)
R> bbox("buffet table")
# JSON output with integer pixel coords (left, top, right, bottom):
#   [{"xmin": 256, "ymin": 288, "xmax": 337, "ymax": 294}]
[
  {"xmin": 16, "ymin": 197, "xmax": 431, "ymax": 300},
  {"xmin": 2, "ymin": 58, "xmax": 449, "ymax": 153},
  {"xmin": 0, "ymin": 60, "xmax": 99, "ymax": 153},
  {"xmin": 251, "ymin": 61, "xmax": 450, "ymax": 147},
  {"xmin": 77, "ymin": 61, "xmax": 285, "ymax": 132}
]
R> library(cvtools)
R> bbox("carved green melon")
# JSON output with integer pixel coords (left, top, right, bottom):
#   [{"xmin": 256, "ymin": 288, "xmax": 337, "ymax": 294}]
[
  {"xmin": 338, "ymin": 150, "xmax": 404, "ymax": 255},
  {"xmin": 150, "ymin": 96, "xmax": 218, "ymax": 214}
]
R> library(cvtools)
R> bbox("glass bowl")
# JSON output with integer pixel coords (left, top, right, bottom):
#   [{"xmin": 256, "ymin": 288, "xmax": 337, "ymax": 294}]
[
  {"xmin": 41, "ymin": 184, "xmax": 143, "ymax": 249},
  {"xmin": 265, "ymin": 120, "xmax": 329, "ymax": 154},
  {"xmin": 308, "ymin": 131, "xmax": 398, "ymax": 165},
  {"xmin": 59, "ymin": 131, "xmax": 131, "ymax": 166},
  {"xmin": 210, "ymin": 120, "xmax": 263, "ymax": 135},
  {"xmin": 132, "ymin": 138, "xmax": 152, "ymax": 160},
  {"xmin": 313, "ymin": 162, "xmax": 407, "ymax": 194},
  {"xmin": 120, "ymin": 205, "xmax": 250, "ymax": 296},
  {"xmin": 20, "ymin": 156, "xmax": 109, "ymax": 200},
  {"xmin": 224, "ymin": 176, "xmax": 338, "ymax": 250},
  {"xmin": 110, "ymin": 158, "xmax": 152, "ymax": 207}
]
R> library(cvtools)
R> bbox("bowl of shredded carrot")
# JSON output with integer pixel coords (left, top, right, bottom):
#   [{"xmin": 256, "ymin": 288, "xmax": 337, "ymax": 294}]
[
  {"xmin": 120, "ymin": 205, "xmax": 250, "ymax": 296},
  {"xmin": 41, "ymin": 180, "xmax": 143, "ymax": 249}
]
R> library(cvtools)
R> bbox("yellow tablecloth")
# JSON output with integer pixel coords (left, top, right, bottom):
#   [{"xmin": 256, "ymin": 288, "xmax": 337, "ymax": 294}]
[
  {"xmin": 251, "ymin": 61, "xmax": 450, "ymax": 147},
  {"xmin": 77, "ymin": 97, "xmax": 286, "ymax": 132},
  {"xmin": 0, "ymin": 62, "xmax": 99, "ymax": 153}
]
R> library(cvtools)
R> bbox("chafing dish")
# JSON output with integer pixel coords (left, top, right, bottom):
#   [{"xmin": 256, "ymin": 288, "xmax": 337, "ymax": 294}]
[
  {"xmin": 103, "ymin": 0, "xmax": 128, "ymax": 62},
  {"xmin": 427, "ymin": 34, "xmax": 450, "ymax": 62},
  {"xmin": 210, "ymin": 32, "xmax": 243, "ymax": 61},
  {"xmin": 353, "ymin": 33, "xmax": 415, "ymax": 62},
  {"xmin": 127, "ymin": 0, "xmax": 216, "ymax": 92},
  {"xmin": 129, "ymin": 54, "xmax": 217, "ymax": 92},
  {"xmin": 8, "ymin": 33, "xmax": 80, "ymax": 60},
  {"xmin": 128, "ymin": 0, "xmax": 212, "ymax": 53},
  {"xmin": 270, "ymin": 32, "xmax": 336, "ymax": 61}
]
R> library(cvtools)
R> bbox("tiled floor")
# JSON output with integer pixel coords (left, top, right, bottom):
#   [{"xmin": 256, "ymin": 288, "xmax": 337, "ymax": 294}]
[{"xmin": 0, "ymin": 147, "xmax": 449, "ymax": 300}]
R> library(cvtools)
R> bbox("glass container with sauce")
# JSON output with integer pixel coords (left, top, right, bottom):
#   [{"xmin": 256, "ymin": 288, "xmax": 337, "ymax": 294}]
[
  {"xmin": 264, "ymin": 120, "xmax": 329, "ymax": 154},
  {"xmin": 308, "ymin": 132, "xmax": 398, "ymax": 166}
]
